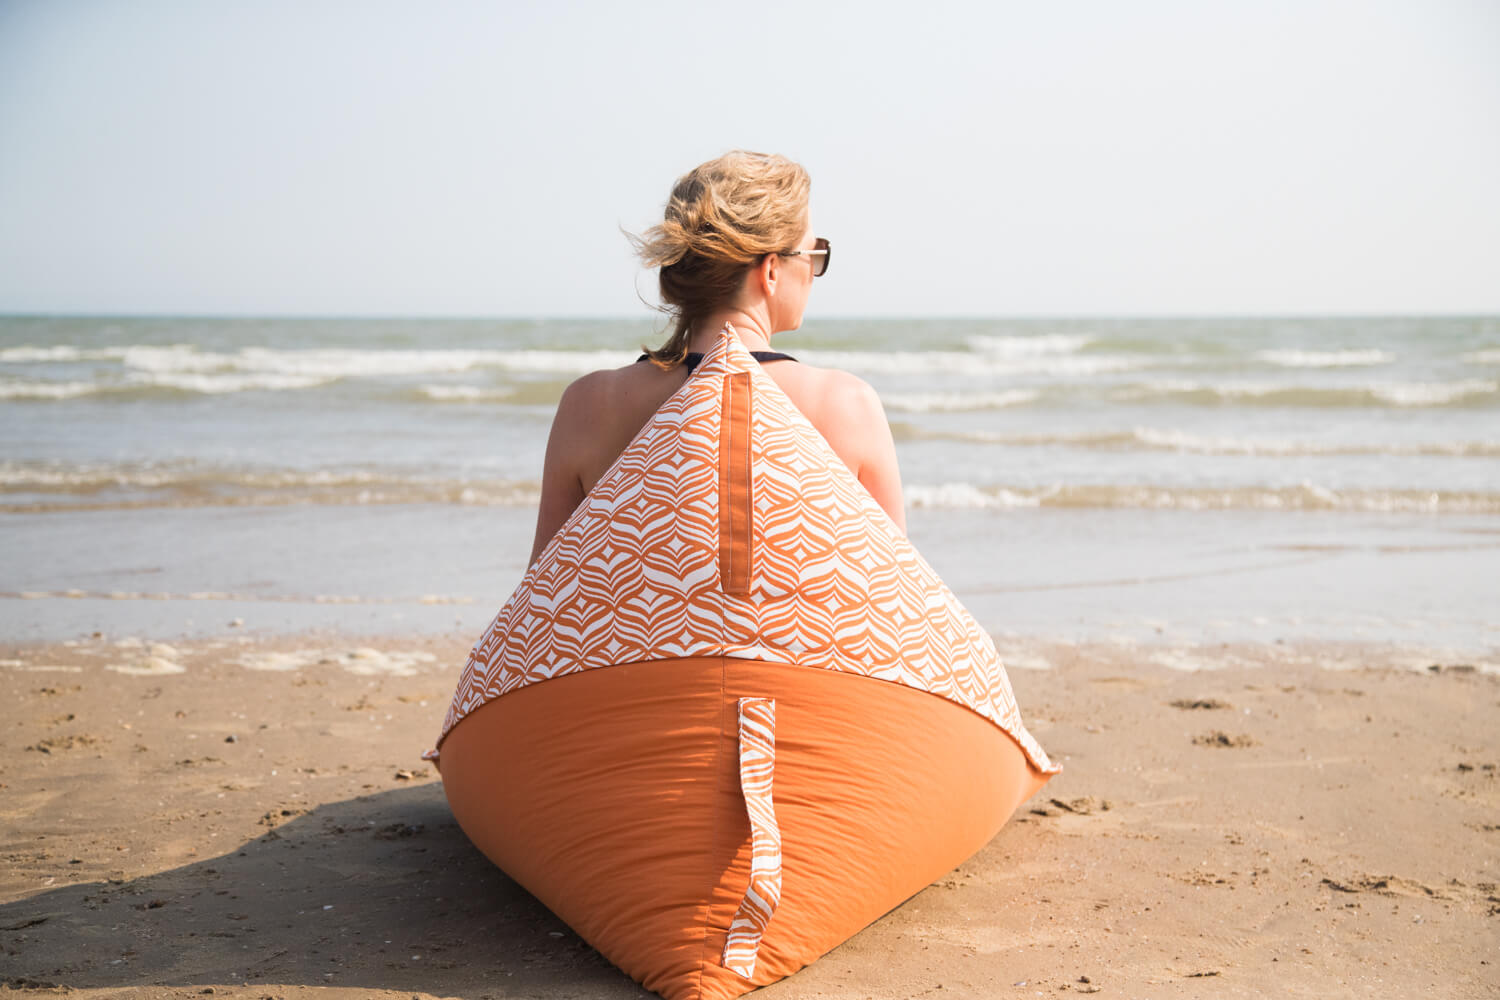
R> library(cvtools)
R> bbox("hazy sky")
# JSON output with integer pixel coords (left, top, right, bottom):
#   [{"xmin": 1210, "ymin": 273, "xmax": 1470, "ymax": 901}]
[{"xmin": 1, "ymin": 1, "xmax": 1497, "ymax": 317}]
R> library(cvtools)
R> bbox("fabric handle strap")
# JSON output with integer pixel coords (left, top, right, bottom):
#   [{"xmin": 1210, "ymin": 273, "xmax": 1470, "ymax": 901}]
[
  {"xmin": 718, "ymin": 371, "xmax": 753, "ymax": 594},
  {"xmin": 721, "ymin": 696, "xmax": 782, "ymax": 978}
]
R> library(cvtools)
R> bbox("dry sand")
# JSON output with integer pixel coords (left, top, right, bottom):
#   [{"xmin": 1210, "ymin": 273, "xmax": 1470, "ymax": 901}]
[{"xmin": 2, "ymin": 634, "xmax": 1496, "ymax": 999}]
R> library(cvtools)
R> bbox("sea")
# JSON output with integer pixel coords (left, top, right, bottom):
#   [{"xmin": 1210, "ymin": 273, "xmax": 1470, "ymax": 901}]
[{"xmin": 2, "ymin": 314, "xmax": 1497, "ymax": 661}]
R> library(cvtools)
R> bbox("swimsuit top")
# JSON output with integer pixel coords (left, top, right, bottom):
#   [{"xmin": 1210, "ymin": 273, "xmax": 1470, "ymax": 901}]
[{"xmin": 636, "ymin": 350, "xmax": 798, "ymax": 372}]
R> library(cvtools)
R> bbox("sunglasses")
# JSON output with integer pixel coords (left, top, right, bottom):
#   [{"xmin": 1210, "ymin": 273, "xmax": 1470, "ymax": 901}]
[{"xmin": 778, "ymin": 237, "xmax": 831, "ymax": 277}]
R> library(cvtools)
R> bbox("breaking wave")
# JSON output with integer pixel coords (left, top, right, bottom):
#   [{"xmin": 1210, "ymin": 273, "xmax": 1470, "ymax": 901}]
[
  {"xmin": 905, "ymin": 482, "xmax": 1500, "ymax": 513},
  {"xmin": 1254, "ymin": 349, "xmax": 1395, "ymax": 368}
]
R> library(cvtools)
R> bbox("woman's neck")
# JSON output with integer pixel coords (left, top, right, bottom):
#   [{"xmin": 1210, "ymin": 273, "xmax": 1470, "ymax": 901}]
[{"xmin": 688, "ymin": 309, "xmax": 772, "ymax": 355}]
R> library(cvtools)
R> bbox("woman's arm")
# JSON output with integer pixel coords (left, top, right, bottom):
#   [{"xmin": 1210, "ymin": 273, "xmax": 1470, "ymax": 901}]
[
  {"xmin": 814, "ymin": 372, "xmax": 906, "ymax": 534},
  {"xmin": 527, "ymin": 376, "xmax": 594, "ymax": 567},
  {"xmin": 846, "ymin": 378, "xmax": 906, "ymax": 534}
]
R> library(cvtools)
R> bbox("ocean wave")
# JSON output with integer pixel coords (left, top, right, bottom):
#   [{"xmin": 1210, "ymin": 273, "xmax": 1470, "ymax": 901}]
[
  {"xmin": 1463, "ymin": 349, "xmax": 1500, "ymax": 365},
  {"xmin": 1112, "ymin": 378, "xmax": 1498, "ymax": 408},
  {"xmin": 418, "ymin": 384, "xmax": 517, "ymax": 402},
  {"xmin": 1255, "ymin": 349, "xmax": 1395, "ymax": 368},
  {"xmin": 0, "ymin": 461, "xmax": 403, "ymax": 491},
  {"xmin": 0, "ymin": 343, "xmax": 638, "ymax": 378},
  {"xmin": 0, "ymin": 372, "xmax": 334, "ymax": 398},
  {"xmin": 1367, "ymin": 380, "xmax": 1499, "ymax": 406},
  {"xmin": 7, "ymin": 458, "xmax": 1497, "ymax": 515},
  {"xmin": 904, "ymin": 483, "xmax": 1041, "ymax": 509},
  {"xmin": 0, "ymin": 380, "xmax": 105, "ymax": 399},
  {"xmin": 962, "ymin": 333, "xmax": 1094, "ymax": 357},
  {"xmin": 138, "ymin": 372, "xmax": 334, "ymax": 394},
  {"xmin": 884, "ymin": 389, "xmax": 1041, "ymax": 412},
  {"xmin": 891, "ymin": 426, "xmax": 1500, "ymax": 458},
  {"xmin": 0, "ymin": 346, "xmax": 97, "ymax": 363},
  {"xmin": 798, "ymin": 349, "xmax": 1140, "ymax": 377},
  {"xmin": 1, "ymin": 342, "xmax": 1143, "ymax": 384},
  {"xmin": 1124, "ymin": 427, "xmax": 1500, "ymax": 457},
  {"xmin": 0, "ymin": 460, "xmax": 541, "ymax": 510},
  {"xmin": 885, "ymin": 378, "xmax": 1498, "ymax": 411},
  {"xmin": 905, "ymin": 482, "xmax": 1500, "ymax": 513}
]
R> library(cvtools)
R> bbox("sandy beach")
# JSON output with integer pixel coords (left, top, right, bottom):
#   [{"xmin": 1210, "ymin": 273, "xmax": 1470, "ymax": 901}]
[{"xmin": 2, "ymin": 633, "xmax": 1495, "ymax": 999}]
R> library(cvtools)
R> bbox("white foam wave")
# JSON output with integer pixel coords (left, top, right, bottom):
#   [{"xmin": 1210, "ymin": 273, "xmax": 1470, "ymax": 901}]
[
  {"xmin": 1256, "ymin": 349, "xmax": 1394, "ymax": 368},
  {"xmin": 1131, "ymin": 427, "xmax": 1291, "ymax": 454},
  {"xmin": 0, "ymin": 461, "xmax": 404, "ymax": 490},
  {"xmin": 139, "ymin": 372, "xmax": 334, "ymax": 393},
  {"xmin": 1369, "ymin": 379, "xmax": 1498, "ymax": 406},
  {"xmin": 0, "ymin": 381, "xmax": 103, "ymax": 399},
  {"xmin": 904, "ymin": 427, "xmax": 1500, "ymax": 457},
  {"xmin": 1114, "ymin": 378, "xmax": 1497, "ymax": 407},
  {"xmin": 1125, "ymin": 427, "xmax": 1500, "ymax": 457},
  {"xmin": 0, "ymin": 371, "xmax": 333, "ymax": 397},
  {"xmin": 1463, "ymin": 349, "xmax": 1500, "ymax": 365},
  {"xmin": 0, "ymin": 346, "xmax": 92, "ymax": 362},
  {"xmin": 884, "ymin": 389, "xmax": 1040, "ymax": 412},
  {"xmin": 903, "ymin": 482, "xmax": 1500, "ymax": 513},
  {"xmin": 963, "ymin": 333, "xmax": 1094, "ymax": 358},
  {"xmin": 419, "ymin": 384, "xmax": 515, "ymax": 402},
  {"xmin": 0, "ymin": 343, "xmax": 635, "ymax": 378},
  {"xmin": 906, "ymin": 483, "xmax": 1041, "ymax": 509},
  {"xmin": 800, "ymin": 349, "xmax": 1138, "ymax": 377},
  {"xmin": 0, "ymin": 459, "xmax": 544, "ymax": 510},
  {"xmin": 7, "ymin": 341, "xmax": 1140, "ymax": 379},
  {"xmin": 0, "ymin": 460, "xmax": 175, "ymax": 488}
]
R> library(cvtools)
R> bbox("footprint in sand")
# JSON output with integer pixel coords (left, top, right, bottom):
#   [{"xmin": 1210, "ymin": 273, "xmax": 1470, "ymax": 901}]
[
  {"xmin": 1170, "ymin": 698, "xmax": 1232, "ymax": 710},
  {"xmin": 1192, "ymin": 730, "xmax": 1258, "ymax": 748}
]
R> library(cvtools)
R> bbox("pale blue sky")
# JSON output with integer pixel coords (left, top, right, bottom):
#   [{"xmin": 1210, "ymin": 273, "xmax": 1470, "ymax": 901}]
[{"xmin": 1, "ymin": 0, "xmax": 1497, "ymax": 317}]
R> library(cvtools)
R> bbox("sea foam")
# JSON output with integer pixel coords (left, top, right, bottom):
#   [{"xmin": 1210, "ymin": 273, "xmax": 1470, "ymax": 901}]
[{"xmin": 1255, "ymin": 349, "xmax": 1395, "ymax": 368}]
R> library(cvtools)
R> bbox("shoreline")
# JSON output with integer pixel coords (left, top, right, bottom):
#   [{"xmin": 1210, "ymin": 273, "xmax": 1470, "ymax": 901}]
[
  {"xmin": 6, "ymin": 504, "xmax": 1500, "ymax": 655},
  {"xmin": 2, "ymin": 634, "xmax": 1497, "ymax": 998}
]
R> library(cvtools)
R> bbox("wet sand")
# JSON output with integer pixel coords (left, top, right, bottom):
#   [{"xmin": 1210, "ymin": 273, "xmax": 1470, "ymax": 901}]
[{"xmin": 1, "ymin": 634, "xmax": 1497, "ymax": 998}]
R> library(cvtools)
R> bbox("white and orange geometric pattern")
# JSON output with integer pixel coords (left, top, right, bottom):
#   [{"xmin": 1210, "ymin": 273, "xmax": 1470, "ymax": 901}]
[{"xmin": 429, "ymin": 325, "xmax": 1057, "ymax": 777}]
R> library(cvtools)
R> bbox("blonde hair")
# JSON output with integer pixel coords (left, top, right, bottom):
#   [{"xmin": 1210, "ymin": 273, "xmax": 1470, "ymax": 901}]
[{"xmin": 631, "ymin": 151, "xmax": 810, "ymax": 369}]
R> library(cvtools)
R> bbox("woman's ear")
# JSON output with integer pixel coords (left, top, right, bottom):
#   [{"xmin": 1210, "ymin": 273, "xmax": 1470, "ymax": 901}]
[{"xmin": 756, "ymin": 252, "xmax": 780, "ymax": 296}]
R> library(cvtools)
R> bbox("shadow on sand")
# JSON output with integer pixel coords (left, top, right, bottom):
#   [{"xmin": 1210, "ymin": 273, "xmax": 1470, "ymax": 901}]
[{"xmin": 1, "ymin": 782, "xmax": 650, "ymax": 998}]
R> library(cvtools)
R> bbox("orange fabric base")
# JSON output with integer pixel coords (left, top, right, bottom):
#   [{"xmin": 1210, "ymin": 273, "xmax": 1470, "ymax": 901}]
[{"xmin": 438, "ymin": 657, "xmax": 1051, "ymax": 1000}]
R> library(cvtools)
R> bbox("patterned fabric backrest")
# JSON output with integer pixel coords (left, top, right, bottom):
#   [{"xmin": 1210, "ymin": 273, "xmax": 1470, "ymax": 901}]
[{"xmin": 432, "ymin": 327, "xmax": 1056, "ymax": 775}]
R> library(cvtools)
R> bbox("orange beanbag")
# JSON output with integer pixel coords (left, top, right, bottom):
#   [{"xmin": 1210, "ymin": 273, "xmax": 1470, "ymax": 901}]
[{"xmin": 426, "ymin": 327, "xmax": 1057, "ymax": 1000}]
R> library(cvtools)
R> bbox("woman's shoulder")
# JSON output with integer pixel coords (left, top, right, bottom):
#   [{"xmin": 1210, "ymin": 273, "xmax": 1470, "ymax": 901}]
[
  {"xmin": 769, "ymin": 360, "xmax": 883, "ymax": 416},
  {"xmin": 556, "ymin": 356, "xmax": 880, "ymax": 423},
  {"xmin": 555, "ymin": 359, "xmax": 685, "ymax": 427}
]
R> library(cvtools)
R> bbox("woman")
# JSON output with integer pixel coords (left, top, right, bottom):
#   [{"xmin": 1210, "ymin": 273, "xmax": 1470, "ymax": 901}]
[{"xmin": 528, "ymin": 150, "xmax": 905, "ymax": 566}]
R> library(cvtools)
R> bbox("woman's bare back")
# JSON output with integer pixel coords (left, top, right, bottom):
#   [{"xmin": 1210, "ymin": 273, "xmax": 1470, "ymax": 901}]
[{"xmin": 528, "ymin": 355, "xmax": 904, "ymax": 565}]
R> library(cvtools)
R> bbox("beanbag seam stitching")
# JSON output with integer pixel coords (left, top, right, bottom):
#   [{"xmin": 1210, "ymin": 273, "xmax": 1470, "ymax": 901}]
[{"xmin": 690, "ymin": 655, "xmax": 731, "ymax": 996}]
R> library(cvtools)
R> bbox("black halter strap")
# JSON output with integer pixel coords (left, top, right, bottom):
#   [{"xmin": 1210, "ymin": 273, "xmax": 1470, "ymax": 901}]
[{"xmin": 635, "ymin": 350, "xmax": 799, "ymax": 371}]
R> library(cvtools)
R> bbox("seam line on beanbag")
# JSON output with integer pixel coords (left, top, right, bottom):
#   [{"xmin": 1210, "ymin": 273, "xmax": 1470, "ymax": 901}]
[{"xmin": 690, "ymin": 656, "xmax": 732, "ymax": 996}]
